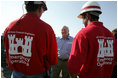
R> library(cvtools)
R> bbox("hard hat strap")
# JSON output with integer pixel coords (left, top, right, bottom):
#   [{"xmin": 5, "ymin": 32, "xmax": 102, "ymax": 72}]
[
  {"xmin": 34, "ymin": 1, "xmax": 43, "ymax": 5},
  {"xmin": 89, "ymin": 12, "xmax": 100, "ymax": 17},
  {"xmin": 25, "ymin": 1, "xmax": 43, "ymax": 5}
]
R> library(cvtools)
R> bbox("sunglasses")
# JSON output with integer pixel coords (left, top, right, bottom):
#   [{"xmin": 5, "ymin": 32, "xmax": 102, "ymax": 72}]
[{"xmin": 82, "ymin": 14, "xmax": 86, "ymax": 19}]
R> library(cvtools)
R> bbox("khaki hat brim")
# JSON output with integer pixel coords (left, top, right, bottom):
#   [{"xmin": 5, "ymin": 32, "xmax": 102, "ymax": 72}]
[{"xmin": 77, "ymin": 14, "xmax": 82, "ymax": 19}]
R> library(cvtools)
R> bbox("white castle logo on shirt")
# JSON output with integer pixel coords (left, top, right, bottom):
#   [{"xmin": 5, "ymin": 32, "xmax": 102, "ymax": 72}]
[
  {"xmin": 8, "ymin": 34, "xmax": 33, "ymax": 57},
  {"xmin": 97, "ymin": 39, "xmax": 113, "ymax": 57}
]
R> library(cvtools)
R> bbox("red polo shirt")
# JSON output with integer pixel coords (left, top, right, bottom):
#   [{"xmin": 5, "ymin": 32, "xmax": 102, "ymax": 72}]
[
  {"xmin": 3, "ymin": 13, "xmax": 58, "ymax": 75},
  {"xmin": 68, "ymin": 21, "xmax": 117, "ymax": 78}
]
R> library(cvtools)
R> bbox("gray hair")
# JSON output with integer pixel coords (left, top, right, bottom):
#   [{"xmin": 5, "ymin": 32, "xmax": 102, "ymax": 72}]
[{"xmin": 62, "ymin": 26, "xmax": 69, "ymax": 32}]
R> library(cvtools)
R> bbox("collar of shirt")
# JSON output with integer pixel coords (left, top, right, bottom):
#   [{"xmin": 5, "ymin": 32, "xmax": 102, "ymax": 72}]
[
  {"xmin": 87, "ymin": 21, "xmax": 103, "ymax": 28},
  {"xmin": 61, "ymin": 36, "xmax": 70, "ymax": 40},
  {"xmin": 23, "ymin": 13, "xmax": 40, "ymax": 21}
]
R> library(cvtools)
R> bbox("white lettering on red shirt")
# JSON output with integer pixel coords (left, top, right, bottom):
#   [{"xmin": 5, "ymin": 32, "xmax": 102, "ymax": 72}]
[{"xmin": 97, "ymin": 36, "xmax": 113, "ymax": 67}]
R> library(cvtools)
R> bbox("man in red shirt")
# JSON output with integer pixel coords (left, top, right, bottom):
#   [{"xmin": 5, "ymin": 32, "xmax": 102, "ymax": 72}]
[
  {"xmin": 3, "ymin": 1, "xmax": 58, "ymax": 78},
  {"xmin": 67, "ymin": 1, "xmax": 117, "ymax": 78}
]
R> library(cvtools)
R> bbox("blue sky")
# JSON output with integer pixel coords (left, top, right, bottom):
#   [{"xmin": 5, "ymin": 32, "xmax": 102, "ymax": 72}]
[{"xmin": 0, "ymin": 1, "xmax": 117, "ymax": 37}]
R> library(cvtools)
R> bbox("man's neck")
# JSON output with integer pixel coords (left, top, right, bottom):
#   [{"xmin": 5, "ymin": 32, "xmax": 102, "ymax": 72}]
[{"xmin": 62, "ymin": 36, "xmax": 69, "ymax": 40}]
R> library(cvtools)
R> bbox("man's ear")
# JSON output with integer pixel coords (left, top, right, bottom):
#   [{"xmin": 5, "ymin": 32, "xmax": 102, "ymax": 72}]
[
  {"xmin": 40, "ymin": 6, "xmax": 44, "ymax": 13},
  {"xmin": 38, "ymin": 8, "xmax": 42, "ymax": 13},
  {"xmin": 86, "ymin": 13, "xmax": 91, "ymax": 20}
]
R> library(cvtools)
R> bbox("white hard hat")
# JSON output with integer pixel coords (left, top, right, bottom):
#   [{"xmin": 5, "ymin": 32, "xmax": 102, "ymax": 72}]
[
  {"xmin": 78, "ymin": 1, "xmax": 102, "ymax": 18},
  {"xmin": 25, "ymin": 1, "xmax": 47, "ymax": 11}
]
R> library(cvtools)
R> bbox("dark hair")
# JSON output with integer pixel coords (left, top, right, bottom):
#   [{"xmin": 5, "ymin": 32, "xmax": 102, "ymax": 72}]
[
  {"xmin": 82, "ymin": 11, "xmax": 100, "ymax": 21},
  {"xmin": 89, "ymin": 13, "xmax": 99, "ymax": 21},
  {"xmin": 112, "ymin": 28, "xmax": 117, "ymax": 39},
  {"xmin": 25, "ymin": 1, "xmax": 42, "ymax": 12}
]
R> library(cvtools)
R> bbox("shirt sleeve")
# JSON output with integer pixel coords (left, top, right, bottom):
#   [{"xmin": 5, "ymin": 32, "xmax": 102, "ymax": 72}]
[
  {"xmin": 3, "ymin": 28, "xmax": 11, "ymax": 65},
  {"xmin": 67, "ymin": 33, "xmax": 88, "ymax": 74},
  {"xmin": 114, "ymin": 38, "xmax": 117, "ymax": 62},
  {"xmin": 46, "ymin": 26, "xmax": 58, "ymax": 65},
  {"xmin": 3, "ymin": 28, "xmax": 8, "ymax": 49}
]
